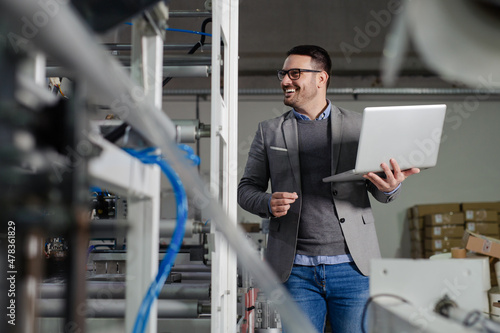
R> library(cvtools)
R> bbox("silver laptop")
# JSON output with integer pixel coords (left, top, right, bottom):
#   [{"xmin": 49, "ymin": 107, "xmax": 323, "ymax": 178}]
[{"xmin": 323, "ymin": 104, "xmax": 447, "ymax": 182}]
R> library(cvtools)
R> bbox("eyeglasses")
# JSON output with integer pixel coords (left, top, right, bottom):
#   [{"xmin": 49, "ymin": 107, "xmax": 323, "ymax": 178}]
[{"xmin": 277, "ymin": 68, "xmax": 322, "ymax": 81}]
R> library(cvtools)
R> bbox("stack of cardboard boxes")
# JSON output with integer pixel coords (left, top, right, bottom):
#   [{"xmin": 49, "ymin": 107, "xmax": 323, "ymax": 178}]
[
  {"xmin": 463, "ymin": 202, "xmax": 500, "ymax": 238},
  {"xmin": 408, "ymin": 201, "xmax": 500, "ymax": 259}
]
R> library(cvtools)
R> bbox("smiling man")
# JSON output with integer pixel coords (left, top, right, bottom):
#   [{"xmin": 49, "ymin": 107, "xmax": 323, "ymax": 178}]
[{"xmin": 238, "ymin": 45, "xmax": 419, "ymax": 332}]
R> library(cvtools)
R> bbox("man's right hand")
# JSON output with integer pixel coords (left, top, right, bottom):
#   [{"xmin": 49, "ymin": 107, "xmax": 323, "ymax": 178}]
[{"xmin": 270, "ymin": 192, "xmax": 298, "ymax": 217}]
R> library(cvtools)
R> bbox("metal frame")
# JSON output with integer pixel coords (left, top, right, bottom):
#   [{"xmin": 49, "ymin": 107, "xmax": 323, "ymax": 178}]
[
  {"xmin": 88, "ymin": 133, "xmax": 161, "ymax": 333},
  {"xmin": 210, "ymin": 0, "xmax": 239, "ymax": 332}
]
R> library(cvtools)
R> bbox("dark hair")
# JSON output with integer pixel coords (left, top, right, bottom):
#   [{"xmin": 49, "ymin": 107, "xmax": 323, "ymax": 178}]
[{"xmin": 287, "ymin": 45, "xmax": 332, "ymax": 87}]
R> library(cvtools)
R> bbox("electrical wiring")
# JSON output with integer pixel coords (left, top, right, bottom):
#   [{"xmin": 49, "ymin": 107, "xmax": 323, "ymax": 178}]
[
  {"xmin": 123, "ymin": 146, "xmax": 196, "ymax": 333},
  {"xmin": 124, "ymin": 19, "xmax": 213, "ymax": 87},
  {"xmin": 361, "ymin": 293, "xmax": 413, "ymax": 333},
  {"xmin": 55, "ymin": 85, "xmax": 65, "ymax": 97},
  {"xmin": 163, "ymin": 18, "xmax": 212, "ymax": 87}
]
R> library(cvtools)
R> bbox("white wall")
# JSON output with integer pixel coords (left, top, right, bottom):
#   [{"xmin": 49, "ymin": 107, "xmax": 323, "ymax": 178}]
[{"xmin": 164, "ymin": 93, "xmax": 500, "ymax": 258}]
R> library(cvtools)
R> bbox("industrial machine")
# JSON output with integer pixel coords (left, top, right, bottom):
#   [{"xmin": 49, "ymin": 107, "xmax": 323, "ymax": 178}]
[{"xmin": 0, "ymin": 1, "xmax": 312, "ymax": 333}]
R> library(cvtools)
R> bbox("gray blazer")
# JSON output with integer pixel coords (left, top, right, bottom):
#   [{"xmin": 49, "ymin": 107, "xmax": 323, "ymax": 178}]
[{"xmin": 238, "ymin": 105, "xmax": 400, "ymax": 283}]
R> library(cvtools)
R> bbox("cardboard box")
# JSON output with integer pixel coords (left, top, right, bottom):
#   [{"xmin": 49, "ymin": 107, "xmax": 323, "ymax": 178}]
[
  {"xmin": 465, "ymin": 222, "xmax": 499, "ymax": 236},
  {"xmin": 412, "ymin": 203, "xmax": 461, "ymax": 217},
  {"xmin": 463, "ymin": 231, "xmax": 500, "ymax": 259},
  {"xmin": 425, "ymin": 225, "xmax": 465, "ymax": 239},
  {"xmin": 464, "ymin": 209, "xmax": 498, "ymax": 222},
  {"xmin": 240, "ymin": 223, "xmax": 261, "ymax": 233},
  {"xmin": 462, "ymin": 202, "xmax": 500, "ymax": 212},
  {"xmin": 424, "ymin": 212, "xmax": 465, "ymax": 226},
  {"xmin": 410, "ymin": 229, "xmax": 425, "ymax": 242},
  {"xmin": 425, "ymin": 238, "xmax": 463, "ymax": 251},
  {"xmin": 408, "ymin": 217, "xmax": 424, "ymax": 230}
]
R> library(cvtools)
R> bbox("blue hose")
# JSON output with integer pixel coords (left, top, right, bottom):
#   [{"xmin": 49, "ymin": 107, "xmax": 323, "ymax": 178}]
[
  {"xmin": 123, "ymin": 147, "xmax": 193, "ymax": 333},
  {"xmin": 125, "ymin": 22, "xmax": 212, "ymax": 37}
]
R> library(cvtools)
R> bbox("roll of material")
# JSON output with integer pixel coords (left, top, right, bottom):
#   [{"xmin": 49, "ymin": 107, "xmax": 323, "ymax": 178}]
[
  {"xmin": 489, "ymin": 287, "xmax": 500, "ymax": 322},
  {"xmin": 451, "ymin": 247, "xmax": 467, "ymax": 258},
  {"xmin": 429, "ymin": 253, "xmax": 491, "ymax": 291}
]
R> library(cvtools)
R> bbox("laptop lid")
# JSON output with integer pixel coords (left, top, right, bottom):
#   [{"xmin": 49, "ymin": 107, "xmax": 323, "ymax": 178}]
[{"xmin": 324, "ymin": 104, "xmax": 447, "ymax": 181}]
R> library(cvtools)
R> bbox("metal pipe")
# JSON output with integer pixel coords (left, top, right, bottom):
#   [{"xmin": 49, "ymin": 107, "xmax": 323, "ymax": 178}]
[
  {"xmin": 160, "ymin": 219, "xmax": 209, "ymax": 237},
  {"xmin": 170, "ymin": 264, "xmax": 211, "ymax": 272},
  {"xmin": 46, "ymin": 66, "xmax": 209, "ymax": 79},
  {"xmin": 169, "ymin": 11, "xmax": 212, "ymax": 18},
  {"xmin": 114, "ymin": 55, "xmax": 211, "ymax": 67},
  {"xmin": 160, "ymin": 219, "xmax": 195, "ymax": 237},
  {"xmin": 90, "ymin": 219, "xmax": 192, "ymax": 238},
  {"xmin": 37, "ymin": 299, "xmax": 201, "ymax": 318},
  {"xmin": 162, "ymin": 87, "xmax": 500, "ymax": 96},
  {"xmin": 173, "ymin": 272, "xmax": 211, "ymax": 280},
  {"xmin": 104, "ymin": 44, "xmax": 212, "ymax": 52},
  {"xmin": 39, "ymin": 282, "xmax": 210, "ymax": 300}
]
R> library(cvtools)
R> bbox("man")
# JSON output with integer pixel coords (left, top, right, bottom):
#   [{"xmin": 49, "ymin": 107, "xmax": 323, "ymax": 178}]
[{"xmin": 237, "ymin": 45, "xmax": 419, "ymax": 332}]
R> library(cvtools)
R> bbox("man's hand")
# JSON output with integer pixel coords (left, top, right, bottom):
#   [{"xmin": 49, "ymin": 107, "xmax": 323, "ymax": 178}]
[
  {"xmin": 270, "ymin": 192, "xmax": 298, "ymax": 217},
  {"xmin": 363, "ymin": 158, "xmax": 420, "ymax": 192}
]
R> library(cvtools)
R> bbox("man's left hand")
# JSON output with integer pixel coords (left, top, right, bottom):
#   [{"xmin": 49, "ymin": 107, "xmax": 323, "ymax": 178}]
[{"xmin": 363, "ymin": 158, "xmax": 420, "ymax": 192}]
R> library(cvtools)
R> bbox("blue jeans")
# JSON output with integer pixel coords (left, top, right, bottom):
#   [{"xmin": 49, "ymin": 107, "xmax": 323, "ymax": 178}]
[{"xmin": 282, "ymin": 262, "xmax": 369, "ymax": 333}]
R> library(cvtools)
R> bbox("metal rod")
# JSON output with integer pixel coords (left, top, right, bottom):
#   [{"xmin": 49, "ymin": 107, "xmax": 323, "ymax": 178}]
[
  {"xmin": 160, "ymin": 219, "xmax": 210, "ymax": 237},
  {"xmin": 169, "ymin": 11, "xmax": 212, "ymax": 18},
  {"xmin": 47, "ymin": 66, "xmax": 209, "ymax": 79},
  {"xmin": 104, "ymin": 44, "xmax": 212, "ymax": 51},
  {"xmin": 114, "ymin": 55, "xmax": 211, "ymax": 67},
  {"xmin": 163, "ymin": 87, "xmax": 500, "ymax": 96},
  {"xmin": 39, "ymin": 282, "xmax": 210, "ymax": 300},
  {"xmin": 170, "ymin": 264, "xmax": 211, "ymax": 272},
  {"xmin": 173, "ymin": 272, "xmax": 211, "ymax": 280},
  {"xmin": 37, "ymin": 299, "xmax": 202, "ymax": 318},
  {"xmin": 160, "ymin": 219, "xmax": 196, "ymax": 237}
]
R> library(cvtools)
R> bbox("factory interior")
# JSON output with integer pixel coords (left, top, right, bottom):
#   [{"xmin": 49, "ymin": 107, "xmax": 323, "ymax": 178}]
[{"xmin": 1, "ymin": 0, "xmax": 500, "ymax": 332}]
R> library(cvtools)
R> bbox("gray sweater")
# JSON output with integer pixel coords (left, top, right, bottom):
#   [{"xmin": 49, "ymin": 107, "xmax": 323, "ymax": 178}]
[{"xmin": 296, "ymin": 118, "xmax": 348, "ymax": 256}]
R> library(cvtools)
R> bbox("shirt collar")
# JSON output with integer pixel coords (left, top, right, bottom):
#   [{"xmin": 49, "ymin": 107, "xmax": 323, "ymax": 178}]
[{"xmin": 293, "ymin": 99, "xmax": 331, "ymax": 120}]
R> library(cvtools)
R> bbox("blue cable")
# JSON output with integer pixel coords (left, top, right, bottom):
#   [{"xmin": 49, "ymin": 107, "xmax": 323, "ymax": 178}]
[
  {"xmin": 124, "ymin": 22, "xmax": 212, "ymax": 37},
  {"xmin": 87, "ymin": 245, "xmax": 96, "ymax": 259},
  {"xmin": 165, "ymin": 27, "xmax": 212, "ymax": 37},
  {"xmin": 123, "ymin": 147, "xmax": 193, "ymax": 333}
]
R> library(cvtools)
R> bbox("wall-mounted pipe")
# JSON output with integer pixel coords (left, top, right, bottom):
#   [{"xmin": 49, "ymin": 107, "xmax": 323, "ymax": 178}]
[
  {"xmin": 160, "ymin": 219, "xmax": 210, "ymax": 237},
  {"xmin": 47, "ymin": 66, "xmax": 209, "ymax": 79},
  {"xmin": 37, "ymin": 299, "xmax": 204, "ymax": 318},
  {"xmin": 39, "ymin": 282, "xmax": 210, "ymax": 300},
  {"xmin": 162, "ymin": 87, "xmax": 500, "ymax": 96},
  {"xmin": 169, "ymin": 11, "xmax": 212, "ymax": 18}
]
